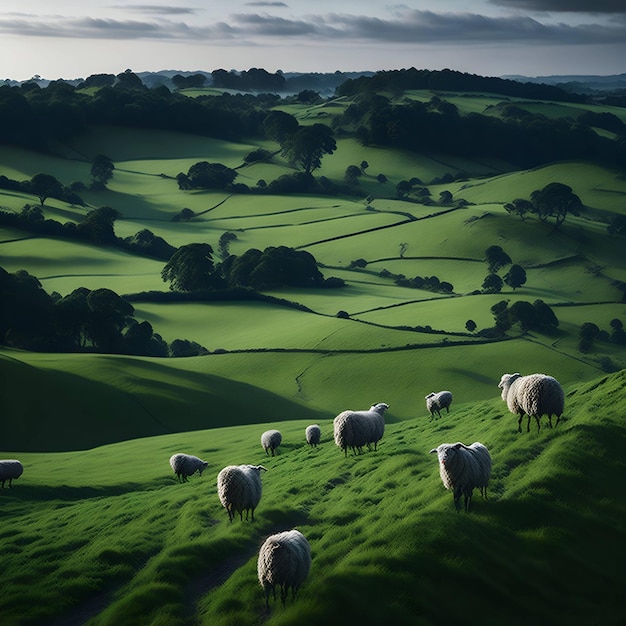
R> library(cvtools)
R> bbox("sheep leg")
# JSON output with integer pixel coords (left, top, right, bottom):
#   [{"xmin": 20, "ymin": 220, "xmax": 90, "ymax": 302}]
[
  {"xmin": 526, "ymin": 415, "xmax": 532, "ymax": 433},
  {"xmin": 453, "ymin": 487, "xmax": 463, "ymax": 512},
  {"xmin": 547, "ymin": 415, "xmax": 553, "ymax": 429},
  {"xmin": 517, "ymin": 414, "xmax": 523, "ymax": 433},
  {"xmin": 535, "ymin": 415, "xmax": 541, "ymax": 432}
]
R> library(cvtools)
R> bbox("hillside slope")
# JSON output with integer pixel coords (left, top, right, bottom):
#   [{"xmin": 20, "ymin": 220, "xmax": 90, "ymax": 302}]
[{"xmin": 1, "ymin": 370, "xmax": 624, "ymax": 625}]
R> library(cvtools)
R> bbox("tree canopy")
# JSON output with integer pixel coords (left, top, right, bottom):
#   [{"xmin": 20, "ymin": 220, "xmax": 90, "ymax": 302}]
[{"xmin": 280, "ymin": 124, "xmax": 337, "ymax": 174}]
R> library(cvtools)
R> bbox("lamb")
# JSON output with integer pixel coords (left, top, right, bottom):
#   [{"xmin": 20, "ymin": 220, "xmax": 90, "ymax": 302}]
[
  {"xmin": 217, "ymin": 464, "xmax": 267, "ymax": 522},
  {"xmin": 261, "ymin": 430, "xmax": 282, "ymax": 456},
  {"xmin": 257, "ymin": 529, "xmax": 311, "ymax": 608},
  {"xmin": 169, "ymin": 453, "xmax": 208, "ymax": 483},
  {"xmin": 305, "ymin": 424, "xmax": 321, "ymax": 447},
  {"xmin": 429, "ymin": 442, "xmax": 492, "ymax": 513},
  {"xmin": 0, "ymin": 460, "xmax": 23, "ymax": 488},
  {"xmin": 425, "ymin": 390, "xmax": 453, "ymax": 420},
  {"xmin": 333, "ymin": 402, "xmax": 389, "ymax": 457},
  {"xmin": 498, "ymin": 373, "xmax": 565, "ymax": 433}
]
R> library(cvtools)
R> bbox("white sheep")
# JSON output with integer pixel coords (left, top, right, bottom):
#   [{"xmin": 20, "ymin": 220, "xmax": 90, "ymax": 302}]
[
  {"xmin": 429, "ymin": 442, "xmax": 492, "ymax": 513},
  {"xmin": 169, "ymin": 453, "xmax": 208, "ymax": 483},
  {"xmin": 257, "ymin": 529, "xmax": 311, "ymax": 608},
  {"xmin": 0, "ymin": 460, "xmax": 23, "ymax": 488},
  {"xmin": 498, "ymin": 373, "xmax": 565, "ymax": 433},
  {"xmin": 261, "ymin": 430, "xmax": 282, "ymax": 456},
  {"xmin": 425, "ymin": 390, "xmax": 453, "ymax": 420},
  {"xmin": 333, "ymin": 402, "xmax": 389, "ymax": 457},
  {"xmin": 305, "ymin": 424, "xmax": 321, "ymax": 447},
  {"xmin": 217, "ymin": 464, "xmax": 267, "ymax": 522}
]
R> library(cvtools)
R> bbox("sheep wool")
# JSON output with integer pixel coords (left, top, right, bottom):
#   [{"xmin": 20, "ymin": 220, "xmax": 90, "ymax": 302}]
[
  {"xmin": 0, "ymin": 459, "xmax": 23, "ymax": 488},
  {"xmin": 429, "ymin": 442, "xmax": 492, "ymax": 513},
  {"xmin": 169, "ymin": 453, "xmax": 208, "ymax": 483},
  {"xmin": 261, "ymin": 430, "xmax": 282, "ymax": 456},
  {"xmin": 333, "ymin": 402, "xmax": 389, "ymax": 457},
  {"xmin": 217, "ymin": 464, "xmax": 267, "ymax": 522},
  {"xmin": 425, "ymin": 390, "xmax": 453, "ymax": 420},
  {"xmin": 305, "ymin": 424, "xmax": 321, "ymax": 447},
  {"xmin": 257, "ymin": 529, "xmax": 311, "ymax": 608},
  {"xmin": 498, "ymin": 373, "xmax": 565, "ymax": 433}
]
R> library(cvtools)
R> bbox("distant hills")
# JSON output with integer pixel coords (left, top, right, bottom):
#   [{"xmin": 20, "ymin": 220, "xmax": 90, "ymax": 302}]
[{"xmin": 502, "ymin": 73, "xmax": 626, "ymax": 93}]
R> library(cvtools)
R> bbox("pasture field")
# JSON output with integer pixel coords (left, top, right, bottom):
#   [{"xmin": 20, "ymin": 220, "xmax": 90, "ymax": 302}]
[
  {"xmin": 1, "ymin": 370, "xmax": 625, "ymax": 625},
  {"xmin": 1, "ymin": 86, "xmax": 625, "ymax": 624}
]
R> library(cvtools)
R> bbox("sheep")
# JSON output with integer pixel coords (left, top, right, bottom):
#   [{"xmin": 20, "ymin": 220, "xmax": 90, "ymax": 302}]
[
  {"xmin": 305, "ymin": 424, "xmax": 321, "ymax": 447},
  {"xmin": 257, "ymin": 529, "xmax": 311, "ymax": 608},
  {"xmin": 169, "ymin": 453, "xmax": 208, "ymax": 483},
  {"xmin": 498, "ymin": 373, "xmax": 565, "ymax": 433},
  {"xmin": 217, "ymin": 464, "xmax": 267, "ymax": 522},
  {"xmin": 0, "ymin": 460, "xmax": 23, "ymax": 488},
  {"xmin": 429, "ymin": 442, "xmax": 492, "ymax": 513},
  {"xmin": 261, "ymin": 430, "xmax": 282, "ymax": 456},
  {"xmin": 425, "ymin": 390, "xmax": 453, "ymax": 420},
  {"xmin": 333, "ymin": 402, "xmax": 389, "ymax": 457}
]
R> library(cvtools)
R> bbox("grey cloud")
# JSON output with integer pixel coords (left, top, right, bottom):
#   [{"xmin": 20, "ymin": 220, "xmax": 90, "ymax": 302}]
[
  {"xmin": 488, "ymin": 0, "xmax": 626, "ymax": 12},
  {"xmin": 245, "ymin": 2, "xmax": 288, "ymax": 6},
  {"xmin": 0, "ymin": 9, "xmax": 625, "ymax": 45},
  {"xmin": 111, "ymin": 4, "xmax": 200, "ymax": 15}
]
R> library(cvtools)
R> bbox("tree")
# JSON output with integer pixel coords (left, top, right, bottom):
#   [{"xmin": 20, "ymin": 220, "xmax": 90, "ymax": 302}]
[
  {"xmin": 263, "ymin": 110, "xmax": 299, "ymax": 144},
  {"xmin": 29, "ymin": 173, "xmax": 63, "ymax": 205},
  {"xmin": 503, "ymin": 264, "xmax": 527, "ymax": 290},
  {"xmin": 90, "ymin": 154, "xmax": 115, "ymax": 186},
  {"xmin": 465, "ymin": 319, "xmax": 477, "ymax": 333},
  {"xmin": 482, "ymin": 273, "xmax": 503, "ymax": 294},
  {"xmin": 116, "ymin": 69, "xmax": 145, "ymax": 90},
  {"xmin": 218, "ymin": 231, "xmax": 238, "ymax": 260},
  {"xmin": 439, "ymin": 190, "xmax": 453, "ymax": 204},
  {"xmin": 185, "ymin": 162, "xmax": 237, "ymax": 190},
  {"xmin": 77, "ymin": 206, "xmax": 120, "ymax": 243},
  {"xmin": 344, "ymin": 165, "xmax": 362, "ymax": 184},
  {"xmin": 579, "ymin": 321, "xmax": 600, "ymax": 353},
  {"xmin": 280, "ymin": 124, "xmax": 336, "ymax": 174},
  {"xmin": 484, "ymin": 245, "xmax": 512, "ymax": 273},
  {"xmin": 85, "ymin": 288, "xmax": 134, "ymax": 352},
  {"xmin": 360, "ymin": 160, "xmax": 369, "ymax": 173},
  {"xmin": 530, "ymin": 182, "xmax": 582, "ymax": 230},
  {"xmin": 161, "ymin": 243, "xmax": 219, "ymax": 291},
  {"xmin": 508, "ymin": 300, "xmax": 538, "ymax": 331},
  {"xmin": 504, "ymin": 198, "xmax": 534, "ymax": 221}
]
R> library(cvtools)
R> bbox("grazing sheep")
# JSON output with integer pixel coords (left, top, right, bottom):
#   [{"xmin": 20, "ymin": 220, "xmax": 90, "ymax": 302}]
[
  {"xmin": 217, "ymin": 464, "xmax": 267, "ymax": 522},
  {"xmin": 261, "ymin": 430, "xmax": 282, "ymax": 456},
  {"xmin": 257, "ymin": 529, "xmax": 311, "ymax": 608},
  {"xmin": 305, "ymin": 424, "xmax": 321, "ymax": 447},
  {"xmin": 333, "ymin": 402, "xmax": 389, "ymax": 457},
  {"xmin": 429, "ymin": 442, "xmax": 492, "ymax": 513},
  {"xmin": 0, "ymin": 460, "xmax": 23, "ymax": 488},
  {"xmin": 425, "ymin": 390, "xmax": 453, "ymax": 420},
  {"xmin": 498, "ymin": 373, "xmax": 565, "ymax": 433},
  {"xmin": 169, "ymin": 453, "xmax": 208, "ymax": 483}
]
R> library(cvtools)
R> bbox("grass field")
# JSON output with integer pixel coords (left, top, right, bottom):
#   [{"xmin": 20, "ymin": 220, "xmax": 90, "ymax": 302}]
[{"xmin": 1, "ymin": 87, "xmax": 625, "ymax": 625}]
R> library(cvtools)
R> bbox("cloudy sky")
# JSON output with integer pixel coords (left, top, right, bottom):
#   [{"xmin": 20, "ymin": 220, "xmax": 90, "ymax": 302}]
[{"xmin": 1, "ymin": 1, "xmax": 625, "ymax": 81}]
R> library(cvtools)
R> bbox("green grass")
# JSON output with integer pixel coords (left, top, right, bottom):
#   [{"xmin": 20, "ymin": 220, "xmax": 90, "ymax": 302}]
[{"xmin": 1, "ymin": 370, "xmax": 624, "ymax": 625}]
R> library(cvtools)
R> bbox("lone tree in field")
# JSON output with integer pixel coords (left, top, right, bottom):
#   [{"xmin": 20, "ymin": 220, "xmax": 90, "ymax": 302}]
[
  {"xmin": 530, "ymin": 182, "xmax": 582, "ymax": 231},
  {"xmin": 482, "ymin": 273, "xmax": 503, "ymax": 294},
  {"xmin": 90, "ymin": 155, "xmax": 115, "ymax": 186},
  {"xmin": 161, "ymin": 243, "xmax": 221, "ymax": 291},
  {"xmin": 280, "ymin": 124, "xmax": 336, "ymax": 174},
  {"xmin": 29, "ymin": 173, "xmax": 63, "ymax": 206},
  {"xmin": 484, "ymin": 245, "xmax": 512, "ymax": 273},
  {"xmin": 503, "ymin": 264, "xmax": 527, "ymax": 290}
]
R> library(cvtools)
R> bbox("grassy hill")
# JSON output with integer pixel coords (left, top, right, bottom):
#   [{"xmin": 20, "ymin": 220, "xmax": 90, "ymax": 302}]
[
  {"xmin": 0, "ymin": 370, "xmax": 624, "ymax": 625},
  {"xmin": 1, "ymin": 83, "xmax": 625, "ymax": 624}
]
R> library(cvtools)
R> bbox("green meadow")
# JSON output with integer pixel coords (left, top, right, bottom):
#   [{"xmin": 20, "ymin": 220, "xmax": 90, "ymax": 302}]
[{"xmin": 1, "ymin": 85, "xmax": 625, "ymax": 624}]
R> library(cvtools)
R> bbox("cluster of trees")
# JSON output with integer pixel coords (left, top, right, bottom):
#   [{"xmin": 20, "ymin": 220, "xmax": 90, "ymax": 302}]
[
  {"xmin": 334, "ymin": 94, "xmax": 625, "ymax": 171},
  {"xmin": 176, "ymin": 112, "xmax": 337, "ymax": 192},
  {"xmin": 0, "ymin": 172, "xmax": 85, "ymax": 207},
  {"xmin": 504, "ymin": 183, "xmax": 583, "ymax": 231},
  {"xmin": 161, "ymin": 243, "xmax": 344, "ymax": 292},
  {"xmin": 0, "ymin": 265, "xmax": 207, "ymax": 356},
  {"xmin": 211, "ymin": 68, "xmax": 286, "ymax": 92},
  {"xmin": 579, "ymin": 319, "xmax": 626, "ymax": 353},
  {"xmin": 0, "ymin": 204, "xmax": 176, "ymax": 260},
  {"xmin": 336, "ymin": 68, "xmax": 586, "ymax": 102},
  {"xmin": 485, "ymin": 299, "xmax": 559, "ymax": 337},
  {"xmin": 481, "ymin": 246, "xmax": 527, "ymax": 294}
]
